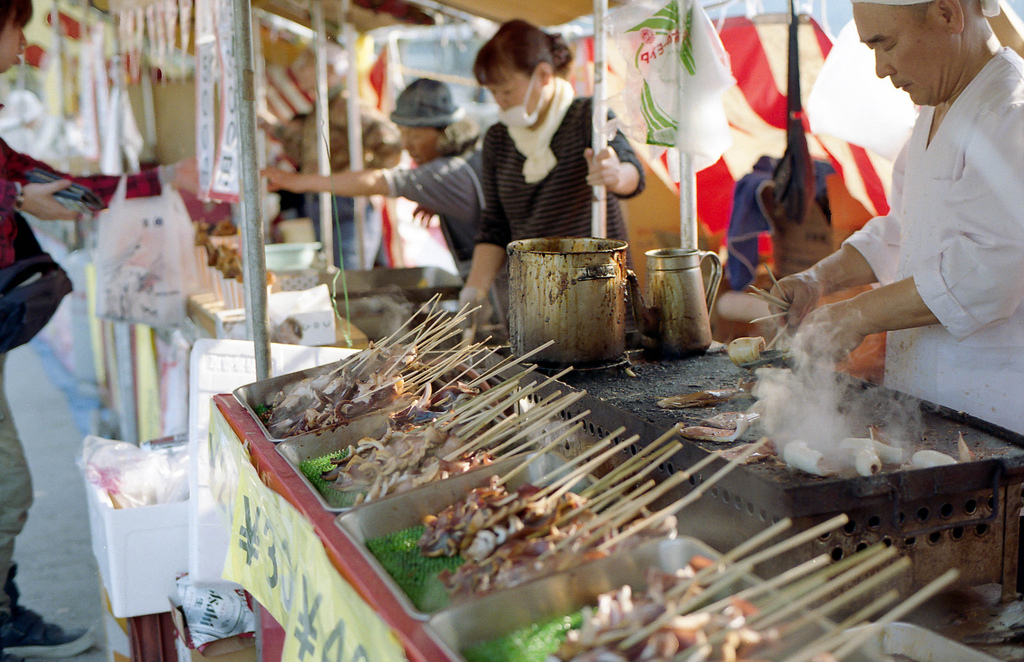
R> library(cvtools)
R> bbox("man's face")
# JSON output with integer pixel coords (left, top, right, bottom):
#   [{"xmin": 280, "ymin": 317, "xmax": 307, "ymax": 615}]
[
  {"xmin": 0, "ymin": 18, "xmax": 25, "ymax": 74},
  {"xmin": 399, "ymin": 126, "xmax": 443, "ymax": 165},
  {"xmin": 853, "ymin": 1, "xmax": 957, "ymax": 107}
]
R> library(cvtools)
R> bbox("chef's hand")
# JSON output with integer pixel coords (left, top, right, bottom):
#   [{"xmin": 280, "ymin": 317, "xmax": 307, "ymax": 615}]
[
  {"xmin": 457, "ymin": 285, "xmax": 493, "ymax": 343},
  {"xmin": 792, "ymin": 299, "xmax": 868, "ymax": 362},
  {"xmin": 412, "ymin": 204, "xmax": 438, "ymax": 227},
  {"xmin": 770, "ymin": 271, "xmax": 825, "ymax": 328},
  {"xmin": 585, "ymin": 146, "xmax": 623, "ymax": 190},
  {"xmin": 21, "ymin": 180, "xmax": 76, "ymax": 220}
]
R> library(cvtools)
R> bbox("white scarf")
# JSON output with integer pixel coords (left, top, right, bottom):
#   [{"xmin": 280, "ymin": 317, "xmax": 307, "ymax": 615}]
[{"xmin": 507, "ymin": 77, "xmax": 575, "ymax": 184}]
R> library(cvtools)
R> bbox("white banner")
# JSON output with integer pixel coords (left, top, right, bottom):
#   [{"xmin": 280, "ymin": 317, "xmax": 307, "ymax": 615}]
[
  {"xmin": 194, "ymin": 0, "xmax": 217, "ymax": 201},
  {"xmin": 209, "ymin": 0, "xmax": 241, "ymax": 203}
]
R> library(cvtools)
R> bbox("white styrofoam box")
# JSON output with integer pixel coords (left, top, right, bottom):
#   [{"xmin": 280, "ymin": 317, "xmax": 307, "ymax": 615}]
[
  {"xmin": 86, "ymin": 484, "xmax": 189, "ymax": 618},
  {"xmin": 187, "ymin": 340, "xmax": 357, "ymax": 588}
]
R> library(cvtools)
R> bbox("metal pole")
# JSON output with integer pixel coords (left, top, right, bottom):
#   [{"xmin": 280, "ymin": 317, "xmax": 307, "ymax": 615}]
[
  {"xmin": 678, "ymin": 0, "xmax": 698, "ymax": 250},
  {"xmin": 311, "ymin": 1, "xmax": 335, "ymax": 268},
  {"xmin": 232, "ymin": 0, "xmax": 270, "ymax": 381},
  {"xmin": 341, "ymin": 11, "xmax": 367, "ymax": 269},
  {"xmin": 253, "ymin": 15, "xmax": 270, "ymax": 237},
  {"xmin": 590, "ymin": 0, "xmax": 608, "ymax": 239}
]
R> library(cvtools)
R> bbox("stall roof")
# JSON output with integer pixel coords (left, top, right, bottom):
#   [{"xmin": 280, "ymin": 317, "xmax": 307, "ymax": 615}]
[
  {"xmin": 424, "ymin": 0, "xmax": 607, "ymax": 26},
  {"xmin": 252, "ymin": 0, "xmax": 435, "ymax": 32}
]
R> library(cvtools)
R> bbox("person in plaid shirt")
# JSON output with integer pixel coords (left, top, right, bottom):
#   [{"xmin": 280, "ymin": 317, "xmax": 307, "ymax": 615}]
[{"xmin": 0, "ymin": 1, "xmax": 196, "ymax": 658}]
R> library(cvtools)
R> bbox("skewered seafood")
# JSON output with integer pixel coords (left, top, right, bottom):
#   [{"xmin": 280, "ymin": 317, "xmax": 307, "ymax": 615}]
[
  {"xmin": 657, "ymin": 389, "xmax": 747, "ymax": 410},
  {"xmin": 552, "ymin": 567, "xmax": 778, "ymax": 662},
  {"xmin": 911, "ymin": 450, "xmax": 957, "ymax": 467},
  {"xmin": 781, "ymin": 440, "xmax": 832, "ymax": 477}
]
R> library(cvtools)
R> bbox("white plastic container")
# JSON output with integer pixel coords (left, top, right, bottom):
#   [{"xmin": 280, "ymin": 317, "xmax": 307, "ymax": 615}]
[{"xmin": 85, "ymin": 484, "xmax": 189, "ymax": 618}]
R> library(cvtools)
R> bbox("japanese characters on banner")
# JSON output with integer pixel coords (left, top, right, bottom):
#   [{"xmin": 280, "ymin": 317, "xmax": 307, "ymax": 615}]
[
  {"xmin": 209, "ymin": 0, "xmax": 241, "ymax": 203},
  {"xmin": 210, "ymin": 411, "xmax": 407, "ymax": 662},
  {"xmin": 194, "ymin": 0, "xmax": 217, "ymax": 201}
]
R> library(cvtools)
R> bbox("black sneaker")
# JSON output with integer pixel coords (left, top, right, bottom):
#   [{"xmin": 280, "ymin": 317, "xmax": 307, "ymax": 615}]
[{"xmin": 0, "ymin": 608, "xmax": 93, "ymax": 659}]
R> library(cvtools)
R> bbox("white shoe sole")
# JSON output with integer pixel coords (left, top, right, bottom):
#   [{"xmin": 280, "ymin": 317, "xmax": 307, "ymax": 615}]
[{"xmin": 4, "ymin": 626, "xmax": 94, "ymax": 658}]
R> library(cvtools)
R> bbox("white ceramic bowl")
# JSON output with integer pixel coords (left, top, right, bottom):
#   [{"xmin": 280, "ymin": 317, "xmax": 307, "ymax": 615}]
[{"xmin": 264, "ymin": 242, "xmax": 321, "ymax": 271}]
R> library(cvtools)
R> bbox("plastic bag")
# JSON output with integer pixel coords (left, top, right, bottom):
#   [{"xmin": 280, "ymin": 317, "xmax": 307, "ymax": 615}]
[
  {"xmin": 806, "ymin": 20, "xmax": 917, "ymax": 162},
  {"xmin": 607, "ymin": 0, "xmax": 735, "ymax": 170},
  {"xmin": 176, "ymin": 575, "xmax": 255, "ymax": 649},
  {"xmin": 94, "ymin": 177, "xmax": 199, "ymax": 327},
  {"xmin": 78, "ymin": 434, "xmax": 189, "ymax": 508}
]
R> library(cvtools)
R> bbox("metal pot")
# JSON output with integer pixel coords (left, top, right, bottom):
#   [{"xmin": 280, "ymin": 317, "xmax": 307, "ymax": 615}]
[
  {"xmin": 628, "ymin": 248, "xmax": 722, "ymax": 358},
  {"xmin": 507, "ymin": 237, "xmax": 628, "ymax": 369}
]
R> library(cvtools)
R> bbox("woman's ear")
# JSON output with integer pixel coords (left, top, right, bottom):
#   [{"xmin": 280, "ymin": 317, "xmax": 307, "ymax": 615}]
[{"xmin": 535, "ymin": 61, "xmax": 555, "ymax": 85}]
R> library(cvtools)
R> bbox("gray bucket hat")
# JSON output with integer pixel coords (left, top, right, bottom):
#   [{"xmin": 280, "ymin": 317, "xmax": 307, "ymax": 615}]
[{"xmin": 390, "ymin": 78, "xmax": 465, "ymax": 128}]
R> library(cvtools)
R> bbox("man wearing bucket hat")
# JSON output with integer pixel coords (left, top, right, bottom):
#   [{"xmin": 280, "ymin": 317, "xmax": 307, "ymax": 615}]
[
  {"xmin": 264, "ymin": 77, "xmax": 484, "ymax": 278},
  {"xmin": 769, "ymin": 0, "xmax": 1024, "ymax": 435}
]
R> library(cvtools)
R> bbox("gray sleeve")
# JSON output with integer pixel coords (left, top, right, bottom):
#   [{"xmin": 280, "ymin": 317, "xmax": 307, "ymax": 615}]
[{"xmin": 382, "ymin": 156, "xmax": 483, "ymax": 220}]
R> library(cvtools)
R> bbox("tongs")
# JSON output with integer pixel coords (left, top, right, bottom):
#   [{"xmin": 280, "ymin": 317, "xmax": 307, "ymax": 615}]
[{"xmin": 737, "ymin": 348, "xmax": 791, "ymax": 370}]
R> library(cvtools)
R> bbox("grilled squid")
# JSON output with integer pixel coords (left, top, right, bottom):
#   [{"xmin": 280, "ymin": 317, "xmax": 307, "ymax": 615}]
[
  {"xmin": 911, "ymin": 450, "xmax": 957, "ymax": 468},
  {"xmin": 839, "ymin": 438, "xmax": 882, "ymax": 476},
  {"xmin": 781, "ymin": 440, "xmax": 832, "ymax": 477}
]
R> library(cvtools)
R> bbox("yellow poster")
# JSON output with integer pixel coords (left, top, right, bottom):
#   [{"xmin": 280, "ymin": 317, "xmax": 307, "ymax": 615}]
[{"xmin": 215, "ymin": 410, "xmax": 407, "ymax": 662}]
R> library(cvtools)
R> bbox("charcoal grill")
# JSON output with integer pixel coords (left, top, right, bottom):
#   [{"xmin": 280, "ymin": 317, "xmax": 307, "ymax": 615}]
[{"xmin": 521, "ymin": 348, "xmax": 1024, "ymax": 602}]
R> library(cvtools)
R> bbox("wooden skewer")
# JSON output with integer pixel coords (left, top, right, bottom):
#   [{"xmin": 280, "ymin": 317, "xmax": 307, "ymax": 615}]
[
  {"xmin": 532, "ymin": 425, "xmax": 625, "ymax": 487},
  {"xmin": 481, "ymin": 393, "xmax": 588, "ymax": 458},
  {"xmin": 765, "ymin": 266, "xmax": 780, "ymax": 289},
  {"xmin": 749, "ymin": 311, "xmax": 789, "ymax": 324},
  {"xmin": 621, "ymin": 514, "xmax": 850, "ymax": 651},
  {"xmin": 749, "ymin": 285, "xmax": 790, "ymax": 310},
  {"xmin": 599, "ymin": 439, "xmax": 769, "ymax": 552},
  {"xmin": 496, "ymin": 422, "xmax": 586, "ymax": 487},
  {"xmin": 766, "ymin": 323, "xmax": 787, "ymax": 350},
  {"xmin": 556, "ymin": 479, "xmax": 655, "ymax": 529},
  {"xmin": 490, "ymin": 415, "xmax": 587, "ymax": 465},
  {"xmin": 581, "ymin": 437, "xmax": 680, "ymax": 500},
  {"xmin": 485, "ymin": 403, "xmax": 590, "ymax": 460},
  {"xmin": 537, "ymin": 433, "xmax": 641, "ymax": 502},
  {"xmin": 787, "ymin": 569, "xmax": 959, "ymax": 662},
  {"xmin": 750, "ymin": 547, "xmax": 901, "ymax": 629},
  {"xmin": 695, "ymin": 554, "xmax": 830, "ymax": 617},
  {"xmin": 466, "ymin": 340, "xmax": 559, "ymax": 388},
  {"xmin": 578, "ymin": 425, "xmax": 680, "ymax": 497}
]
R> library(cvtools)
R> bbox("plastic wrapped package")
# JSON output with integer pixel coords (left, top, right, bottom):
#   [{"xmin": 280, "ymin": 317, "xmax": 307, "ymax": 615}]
[{"xmin": 79, "ymin": 434, "xmax": 189, "ymax": 508}]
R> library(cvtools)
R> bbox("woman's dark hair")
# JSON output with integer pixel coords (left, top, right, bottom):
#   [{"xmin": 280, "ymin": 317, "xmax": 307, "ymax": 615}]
[
  {"xmin": 0, "ymin": 0, "xmax": 32, "ymax": 29},
  {"xmin": 473, "ymin": 19, "xmax": 573, "ymax": 85}
]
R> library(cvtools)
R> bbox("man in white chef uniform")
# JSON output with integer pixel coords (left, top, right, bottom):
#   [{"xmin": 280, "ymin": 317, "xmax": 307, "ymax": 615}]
[{"xmin": 771, "ymin": 0, "xmax": 1024, "ymax": 435}]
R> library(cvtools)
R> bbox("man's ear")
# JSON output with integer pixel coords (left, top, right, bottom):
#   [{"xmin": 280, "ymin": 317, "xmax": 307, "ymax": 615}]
[{"xmin": 932, "ymin": 0, "xmax": 966, "ymax": 33}]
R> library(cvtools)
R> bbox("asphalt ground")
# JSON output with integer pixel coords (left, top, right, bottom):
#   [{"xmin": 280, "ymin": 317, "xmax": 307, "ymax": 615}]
[{"xmin": 6, "ymin": 341, "xmax": 109, "ymax": 662}]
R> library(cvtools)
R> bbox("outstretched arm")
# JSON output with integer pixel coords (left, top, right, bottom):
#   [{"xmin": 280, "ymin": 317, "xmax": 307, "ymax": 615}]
[{"xmin": 262, "ymin": 167, "xmax": 389, "ymax": 197}]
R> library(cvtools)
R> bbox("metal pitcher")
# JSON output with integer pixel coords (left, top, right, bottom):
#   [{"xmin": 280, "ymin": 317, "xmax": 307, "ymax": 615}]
[{"xmin": 628, "ymin": 248, "xmax": 722, "ymax": 358}]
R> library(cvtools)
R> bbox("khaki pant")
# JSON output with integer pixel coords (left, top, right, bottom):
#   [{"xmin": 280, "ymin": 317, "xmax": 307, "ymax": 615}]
[{"xmin": 0, "ymin": 353, "xmax": 34, "ymax": 619}]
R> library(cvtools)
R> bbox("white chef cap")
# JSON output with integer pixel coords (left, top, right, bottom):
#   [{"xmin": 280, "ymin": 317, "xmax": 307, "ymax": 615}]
[{"xmin": 850, "ymin": 0, "xmax": 1000, "ymax": 17}]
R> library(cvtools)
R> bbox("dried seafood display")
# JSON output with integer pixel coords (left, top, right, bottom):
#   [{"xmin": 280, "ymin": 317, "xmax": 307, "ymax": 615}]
[
  {"xmin": 388, "ymin": 430, "xmax": 770, "ymax": 601},
  {"xmin": 321, "ymin": 380, "xmax": 587, "ymax": 505},
  {"xmin": 255, "ymin": 302, "xmax": 511, "ymax": 438}
]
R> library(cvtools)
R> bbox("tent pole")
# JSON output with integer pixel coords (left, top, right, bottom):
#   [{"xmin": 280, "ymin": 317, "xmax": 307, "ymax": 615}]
[
  {"xmin": 341, "ymin": 13, "xmax": 367, "ymax": 269},
  {"xmin": 232, "ymin": 0, "xmax": 270, "ymax": 381},
  {"xmin": 591, "ymin": 0, "xmax": 608, "ymax": 239},
  {"xmin": 312, "ymin": 1, "xmax": 335, "ymax": 269},
  {"xmin": 678, "ymin": 0, "xmax": 698, "ymax": 250}
]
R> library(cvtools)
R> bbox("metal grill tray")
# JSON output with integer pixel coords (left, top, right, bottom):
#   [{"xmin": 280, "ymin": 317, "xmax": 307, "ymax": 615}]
[
  {"xmin": 425, "ymin": 536, "xmax": 885, "ymax": 662},
  {"xmin": 232, "ymin": 353, "xmax": 364, "ymax": 443},
  {"xmin": 335, "ymin": 451, "xmax": 590, "ymax": 620}
]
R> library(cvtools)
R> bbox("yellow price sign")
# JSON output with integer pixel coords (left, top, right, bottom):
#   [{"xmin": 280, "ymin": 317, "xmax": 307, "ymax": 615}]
[{"xmin": 217, "ymin": 411, "xmax": 407, "ymax": 662}]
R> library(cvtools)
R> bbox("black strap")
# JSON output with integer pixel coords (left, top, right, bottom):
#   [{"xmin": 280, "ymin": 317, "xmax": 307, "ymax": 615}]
[{"xmin": 12, "ymin": 213, "xmax": 43, "ymax": 260}]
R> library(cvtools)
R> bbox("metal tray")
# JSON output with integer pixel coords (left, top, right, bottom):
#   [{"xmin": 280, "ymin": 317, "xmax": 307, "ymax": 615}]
[
  {"xmin": 335, "ymin": 451, "xmax": 590, "ymax": 620},
  {"xmin": 425, "ymin": 536, "xmax": 884, "ymax": 662},
  {"xmin": 232, "ymin": 354, "xmax": 363, "ymax": 443}
]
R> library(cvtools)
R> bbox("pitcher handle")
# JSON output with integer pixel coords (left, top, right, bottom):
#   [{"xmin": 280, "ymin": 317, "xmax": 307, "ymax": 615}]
[{"xmin": 699, "ymin": 251, "xmax": 723, "ymax": 315}]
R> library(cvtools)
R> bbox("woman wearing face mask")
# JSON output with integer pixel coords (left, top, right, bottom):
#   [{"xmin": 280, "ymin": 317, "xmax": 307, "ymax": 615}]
[{"xmin": 458, "ymin": 19, "xmax": 645, "ymax": 327}]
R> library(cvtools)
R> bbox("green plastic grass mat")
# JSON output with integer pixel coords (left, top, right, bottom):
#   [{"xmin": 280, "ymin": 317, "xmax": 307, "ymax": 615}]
[
  {"xmin": 298, "ymin": 449, "xmax": 361, "ymax": 509},
  {"xmin": 462, "ymin": 611, "xmax": 584, "ymax": 662},
  {"xmin": 366, "ymin": 525, "xmax": 465, "ymax": 612}
]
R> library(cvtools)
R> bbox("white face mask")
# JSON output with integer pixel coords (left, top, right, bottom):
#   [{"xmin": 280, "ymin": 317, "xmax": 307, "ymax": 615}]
[{"xmin": 497, "ymin": 72, "xmax": 540, "ymax": 128}]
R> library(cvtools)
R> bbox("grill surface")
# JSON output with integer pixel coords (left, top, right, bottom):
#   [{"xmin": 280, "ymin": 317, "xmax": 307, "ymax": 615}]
[{"xmin": 524, "ymin": 346, "xmax": 1024, "ymax": 601}]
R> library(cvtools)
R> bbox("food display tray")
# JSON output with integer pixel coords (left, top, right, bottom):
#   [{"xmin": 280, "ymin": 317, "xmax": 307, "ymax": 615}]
[
  {"xmin": 335, "ymin": 451, "xmax": 590, "ymax": 620},
  {"xmin": 425, "ymin": 536, "xmax": 885, "ymax": 662}
]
